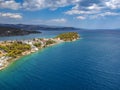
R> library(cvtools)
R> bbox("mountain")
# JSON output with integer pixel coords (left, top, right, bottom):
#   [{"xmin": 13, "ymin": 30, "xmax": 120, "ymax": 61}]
[
  {"xmin": 0, "ymin": 24, "xmax": 79, "ymax": 31},
  {"xmin": 0, "ymin": 26, "xmax": 41, "ymax": 37}
]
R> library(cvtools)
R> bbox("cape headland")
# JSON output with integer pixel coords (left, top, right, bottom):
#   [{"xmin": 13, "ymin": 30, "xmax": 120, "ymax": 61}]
[
  {"xmin": 0, "ymin": 26, "xmax": 41, "ymax": 37},
  {"xmin": 0, "ymin": 32, "xmax": 80, "ymax": 70}
]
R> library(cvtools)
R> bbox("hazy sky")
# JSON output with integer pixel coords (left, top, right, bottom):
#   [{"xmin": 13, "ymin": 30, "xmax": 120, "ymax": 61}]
[{"xmin": 0, "ymin": 0, "xmax": 120, "ymax": 29}]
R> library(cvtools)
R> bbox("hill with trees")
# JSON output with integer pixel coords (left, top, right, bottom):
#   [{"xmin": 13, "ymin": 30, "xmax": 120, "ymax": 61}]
[
  {"xmin": 55, "ymin": 32, "xmax": 80, "ymax": 41},
  {"xmin": 0, "ymin": 26, "xmax": 41, "ymax": 37}
]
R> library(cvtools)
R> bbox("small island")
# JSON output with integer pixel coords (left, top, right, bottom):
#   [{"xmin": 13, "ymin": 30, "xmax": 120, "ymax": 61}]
[{"xmin": 0, "ymin": 32, "xmax": 80, "ymax": 70}]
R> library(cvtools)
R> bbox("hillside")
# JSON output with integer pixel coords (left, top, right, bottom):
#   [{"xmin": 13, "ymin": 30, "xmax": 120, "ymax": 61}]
[
  {"xmin": 55, "ymin": 32, "xmax": 80, "ymax": 41},
  {"xmin": 0, "ymin": 24, "xmax": 79, "ymax": 31},
  {"xmin": 0, "ymin": 26, "xmax": 41, "ymax": 37}
]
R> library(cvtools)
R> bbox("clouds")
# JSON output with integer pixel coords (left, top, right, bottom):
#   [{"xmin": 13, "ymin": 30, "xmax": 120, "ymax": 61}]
[
  {"xmin": 97, "ymin": 12, "xmax": 119, "ymax": 17},
  {"xmin": 49, "ymin": 18, "xmax": 67, "ymax": 23},
  {"xmin": 22, "ymin": 0, "xmax": 81, "ymax": 10},
  {"xmin": 65, "ymin": 0, "xmax": 120, "ymax": 20},
  {"xmin": 0, "ymin": 0, "xmax": 120, "ymax": 15},
  {"xmin": 87, "ymin": 4, "xmax": 103, "ymax": 10},
  {"xmin": 0, "ymin": 0, "xmax": 120, "ymax": 25},
  {"xmin": 0, "ymin": 12, "xmax": 22, "ymax": 19},
  {"xmin": 34, "ymin": 18, "xmax": 67, "ymax": 24},
  {"xmin": 0, "ymin": 0, "xmax": 120, "ymax": 12},
  {"xmin": 0, "ymin": 0, "xmax": 21, "ymax": 10},
  {"xmin": 0, "ymin": 0, "xmax": 81, "ymax": 10},
  {"xmin": 105, "ymin": 0, "xmax": 120, "ymax": 9},
  {"xmin": 65, "ymin": 8, "xmax": 100, "ymax": 15},
  {"xmin": 76, "ymin": 16, "xmax": 86, "ymax": 20},
  {"xmin": 65, "ymin": 3, "xmax": 102, "ymax": 20},
  {"xmin": 65, "ymin": 3, "xmax": 102, "ymax": 15}
]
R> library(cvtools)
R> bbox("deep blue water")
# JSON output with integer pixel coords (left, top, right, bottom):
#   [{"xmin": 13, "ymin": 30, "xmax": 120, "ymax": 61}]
[{"xmin": 0, "ymin": 30, "xmax": 120, "ymax": 90}]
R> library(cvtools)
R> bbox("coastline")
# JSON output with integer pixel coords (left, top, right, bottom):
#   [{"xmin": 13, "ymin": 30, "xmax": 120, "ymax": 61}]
[
  {"xmin": 0, "ymin": 40, "xmax": 62, "ymax": 71},
  {"xmin": 0, "ymin": 32, "xmax": 80, "ymax": 71}
]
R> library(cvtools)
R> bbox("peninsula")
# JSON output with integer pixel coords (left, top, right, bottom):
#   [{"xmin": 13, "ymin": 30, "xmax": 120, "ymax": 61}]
[
  {"xmin": 0, "ymin": 26, "xmax": 41, "ymax": 37},
  {"xmin": 0, "ymin": 32, "xmax": 80, "ymax": 70}
]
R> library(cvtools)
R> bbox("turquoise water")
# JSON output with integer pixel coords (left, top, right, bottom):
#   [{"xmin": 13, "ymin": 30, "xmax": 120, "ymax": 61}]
[{"xmin": 0, "ymin": 30, "xmax": 120, "ymax": 90}]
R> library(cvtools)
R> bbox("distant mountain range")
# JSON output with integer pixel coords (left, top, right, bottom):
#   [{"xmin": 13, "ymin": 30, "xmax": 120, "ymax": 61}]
[
  {"xmin": 0, "ymin": 23, "xmax": 81, "ymax": 37},
  {"xmin": 0, "ymin": 24, "xmax": 80, "ymax": 31},
  {"xmin": 0, "ymin": 25, "xmax": 41, "ymax": 37}
]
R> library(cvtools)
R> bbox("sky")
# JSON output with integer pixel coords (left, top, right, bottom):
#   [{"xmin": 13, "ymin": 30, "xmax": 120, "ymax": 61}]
[{"xmin": 0, "ymin": 0, "xmax": 120, "ymax": 29}]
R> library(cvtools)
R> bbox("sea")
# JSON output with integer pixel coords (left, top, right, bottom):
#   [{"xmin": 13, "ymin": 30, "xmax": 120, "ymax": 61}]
[{"xmin": 0, "ymin": 30, "xmax": 120, "ymax": 90}]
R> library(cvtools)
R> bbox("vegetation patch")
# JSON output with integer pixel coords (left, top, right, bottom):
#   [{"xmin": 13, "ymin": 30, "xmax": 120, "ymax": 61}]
[
  {"xmin": 46, "ymin": 39, "xmax": 56, "ymax": 45},
  {"xmin": 55, "ymin": 32, "xmax": 80, "ymax": 41},
  {"xmin": 0, "ymin": 41, "xmax": 31, "ymax": 58}
]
